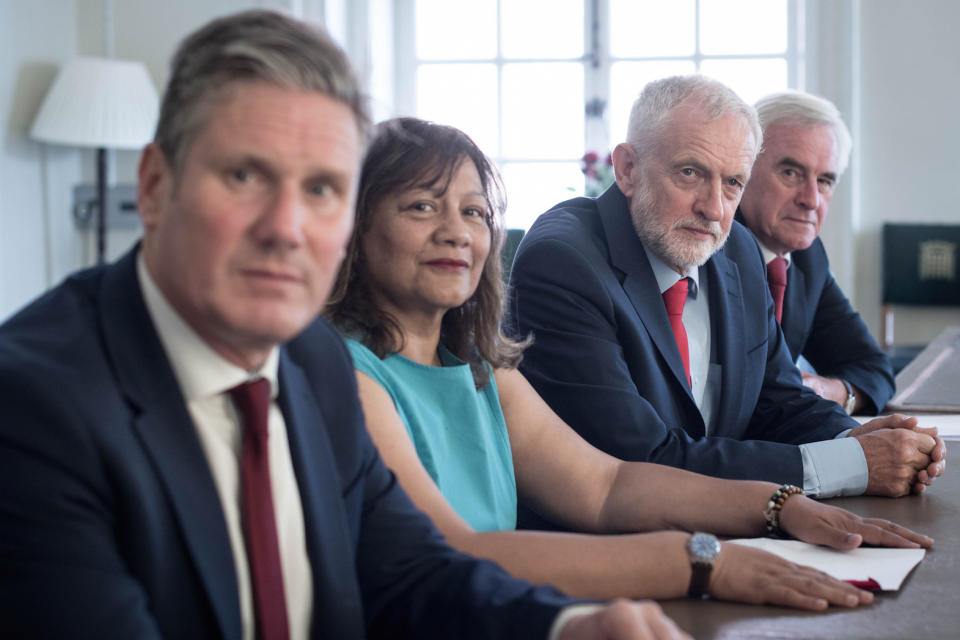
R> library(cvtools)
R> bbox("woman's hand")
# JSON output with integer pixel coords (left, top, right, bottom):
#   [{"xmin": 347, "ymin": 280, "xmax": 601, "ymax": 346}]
[
  {"xmin": 710, "ymin": 542, "xmax": 872, "ymax": 610},
  {"xmin": 778, "ymin": 495, "xmax": 934, "ymax": 550}
]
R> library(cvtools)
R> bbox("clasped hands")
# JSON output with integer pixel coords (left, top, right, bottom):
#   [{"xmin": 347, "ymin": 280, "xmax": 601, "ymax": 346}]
[{"xmin": 848, "ymin": 414, "xmax": 947, "ymax": 496}]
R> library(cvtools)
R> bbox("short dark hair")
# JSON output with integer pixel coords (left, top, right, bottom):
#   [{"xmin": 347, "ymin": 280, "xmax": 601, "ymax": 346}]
[
  {"xmin": 326, "ymin": 117, "xmax": 529, "ymax": 388},
  {"xmin": 154, "ymin": 9, "xmax": 369, "ymax": 172}
]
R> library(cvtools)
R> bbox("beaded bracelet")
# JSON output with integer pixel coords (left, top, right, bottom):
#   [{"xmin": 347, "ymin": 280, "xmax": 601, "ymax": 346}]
[{"xmin": 763, "ymin": 484, "xmax": 804, "ymax": 536}]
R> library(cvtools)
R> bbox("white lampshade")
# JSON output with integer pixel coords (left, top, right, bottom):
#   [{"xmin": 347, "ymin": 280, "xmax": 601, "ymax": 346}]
[{"xmin": 30, "ymin": 56, "xmax": 159, "ymax": 149}]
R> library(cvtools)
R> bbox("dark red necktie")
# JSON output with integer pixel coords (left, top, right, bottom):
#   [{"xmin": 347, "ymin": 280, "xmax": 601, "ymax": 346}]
[
  {"xmin": 767, "ymin": 257, "xmax": 788, "ymax": 324},
  {"xmin": 662, "ymin": 278, "xmax": 691, "ymax": 387},
  {"xmin": 229, "ymin": 378, "xmax": 290, "ymax": 640}
]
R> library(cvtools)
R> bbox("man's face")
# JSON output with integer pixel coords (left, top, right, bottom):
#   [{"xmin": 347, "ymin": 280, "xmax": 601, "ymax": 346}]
[
  {"xmin": 620, "ymin": 102, "xmax": 757, "ymax": 273},
  {"xmin": 738, "ymin": 123, "xmax": 838, "ymax": 255},
  {"xmin": 137, "ymin": 81, "xmax": 361, "ymax": 369}
]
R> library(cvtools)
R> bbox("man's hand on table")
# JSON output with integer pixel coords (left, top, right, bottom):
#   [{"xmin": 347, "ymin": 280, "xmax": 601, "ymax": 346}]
[
  {"xmin": 848, "ymin": 414, "xmax": 947, "ymax": 495},
  {"xmin": 557, "ymin": 600, "xmax": 691, "ymax": 640}
]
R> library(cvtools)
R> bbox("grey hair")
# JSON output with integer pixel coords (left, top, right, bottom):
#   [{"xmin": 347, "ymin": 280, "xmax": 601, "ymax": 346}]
[
  {"xmin": 754, "ymin": 90, "xmax": 852, "ymax": 176},
  {"xmin": 153, "ymin": 9, "xmax": 369, "ymax": 172},
  {"xmin": 626, "ymin": 74, "xmax": 762, "ymax": 162}
]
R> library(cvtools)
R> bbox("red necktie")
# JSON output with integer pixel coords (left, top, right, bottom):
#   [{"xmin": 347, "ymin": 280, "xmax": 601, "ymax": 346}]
[
  {"xmin": 662, "ymin": 278, "xmax": 691, "ymax": 387},
  {"xmin": 229, "ymin": 378, "xmax": 290, "ymax": 640},
  {"xmin": 767, "ymin": 257, "xmax": 788, "ymax": 324}
]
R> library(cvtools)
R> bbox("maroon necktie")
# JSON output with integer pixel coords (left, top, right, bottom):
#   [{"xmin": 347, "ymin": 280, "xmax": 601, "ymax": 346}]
[
  {"xmin": 229, "ymin": 378, "xmax": 290, "ymax": 640},
  {"xmin": 767, "ymin": 257, "xmax": 788, "ymax": 324},
  {"xmin": 662, "ymin": 278, "xmax": 691, "ymax": 387}
]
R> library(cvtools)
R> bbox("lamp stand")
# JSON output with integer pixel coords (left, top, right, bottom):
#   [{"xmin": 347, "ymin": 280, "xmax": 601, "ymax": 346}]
[{"xmin": 96, "ymin": 147, "xmax": 107, "ymax": 264}]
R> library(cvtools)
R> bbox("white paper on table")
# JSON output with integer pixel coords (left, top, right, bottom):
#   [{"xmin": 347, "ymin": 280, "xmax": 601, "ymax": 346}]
[{"xmin": 727, "ymin": 538, "xmax": 925, "ymax": 591}]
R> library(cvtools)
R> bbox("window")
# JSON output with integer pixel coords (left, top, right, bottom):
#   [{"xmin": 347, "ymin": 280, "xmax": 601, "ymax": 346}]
[{"xmin": 394, "ymin": 0, "xmax": 801, "ymax": 229}]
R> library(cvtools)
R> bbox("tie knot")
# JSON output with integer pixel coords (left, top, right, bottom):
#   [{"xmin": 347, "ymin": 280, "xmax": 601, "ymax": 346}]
[
  {"xmin": 229, "ymin": 377, "xmax": 271, "ymax": 442},
  {"xmin": 767, "ymin": 256, "xmax": 788, "ymax": 287},
  {"xmin": 662, "ymin": 278, "xmax": 689, "ymax": 317}
]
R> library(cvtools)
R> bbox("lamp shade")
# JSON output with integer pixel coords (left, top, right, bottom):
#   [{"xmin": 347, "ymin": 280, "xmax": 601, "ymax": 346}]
[{"xmin": 30, "ymin": 56, "xmax": 159, "ymax": 149}]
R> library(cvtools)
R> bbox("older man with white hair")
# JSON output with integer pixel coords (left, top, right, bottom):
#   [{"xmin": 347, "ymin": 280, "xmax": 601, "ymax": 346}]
[
  {"xmin": 737, "ymin": 90, "xmax": 893, "ymax": 416},
  {"xmin": 509, "ymin": 75, "xmax": 944, "ymax": 506}
]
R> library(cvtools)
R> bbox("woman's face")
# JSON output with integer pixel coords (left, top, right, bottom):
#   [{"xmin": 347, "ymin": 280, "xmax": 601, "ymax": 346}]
[{"xmin": 361, "ymin": 158, "xmax": 492, "ymax": 324}]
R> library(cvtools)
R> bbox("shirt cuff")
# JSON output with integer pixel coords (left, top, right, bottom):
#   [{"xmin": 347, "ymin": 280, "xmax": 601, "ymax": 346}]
[
  {"xmin": 800, "ymin": 437, "xmax": 868, "ymax": 498},
  {"xmin": 548, "ymin": 604, "xmax": 606, "ymax": 640}
]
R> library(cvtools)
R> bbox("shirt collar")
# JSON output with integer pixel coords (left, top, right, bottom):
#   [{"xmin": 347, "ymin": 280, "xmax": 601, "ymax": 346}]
[
  {"xmin": 137, "ymin": 251, "xmax": 279, "ymax": 402},
  {"xmin": 642, "ymin": 241, "xmax": 702, "ymax": 297},
  {"xmin": 755, "ymin": 239, "xmax": 792, "ymax": 268}
]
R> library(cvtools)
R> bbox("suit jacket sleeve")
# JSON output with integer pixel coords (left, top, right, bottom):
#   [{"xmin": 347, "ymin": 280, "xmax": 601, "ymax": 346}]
[
  {"xmin": 790, "ymin": 241, "xmax": 895, "ymax": 414},
  {"xmin": 0, "ymin": 344, "xmax": 165, "ymax": 638},
  {"xmin": 510, "ymin": 230, "xmax": 819, "ymax": 485}
]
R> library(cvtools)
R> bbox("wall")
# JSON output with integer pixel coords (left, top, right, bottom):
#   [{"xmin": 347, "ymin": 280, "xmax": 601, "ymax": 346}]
[
  {"xmin": 855, "ymin": 0, "xmax": 960, "ymax": 344},
  {"xmin": 0, "ymin": 0, "xmax": 82, "ymax": 320}
]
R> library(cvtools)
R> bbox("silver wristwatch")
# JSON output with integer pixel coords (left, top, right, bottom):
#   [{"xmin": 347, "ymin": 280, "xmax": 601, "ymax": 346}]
[
  {"xmin": 686, "ymin": 532, "xmax": 721, "ymax": 598},
  {"xmin": 840, "ymin": 379, "xmax": 856, "ymax": 414}
]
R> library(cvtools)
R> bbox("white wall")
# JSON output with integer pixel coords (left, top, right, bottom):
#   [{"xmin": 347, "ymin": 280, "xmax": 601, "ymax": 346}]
[
  {"xmin": 0, "ymin": 0, "xmax": 82, "ymax": 320},
  {"xmin": 855, "ymin": 0, "xmax": 960, "ymax": 344}
]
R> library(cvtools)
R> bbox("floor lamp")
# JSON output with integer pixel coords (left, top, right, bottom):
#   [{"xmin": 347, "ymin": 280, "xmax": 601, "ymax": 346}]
[{"xmin": 30, "ymin": 56, "xmax": 158, "ymax": 264}]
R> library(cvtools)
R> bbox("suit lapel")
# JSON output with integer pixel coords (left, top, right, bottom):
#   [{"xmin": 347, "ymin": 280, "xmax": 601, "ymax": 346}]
[
  {"xmin": 597, "ymin": 187, "xmax": 695, "ymax": 401},
  {"xmin": 706, "ymin": 249, "xmax": 747, "ymax": 437},
  {"xmin": 99, "ymin": 249, "xmax": 241, "ymax": 640},
  {"xmin": 278, "ymin": 352, "xmax": 364, "ymax": 638}
]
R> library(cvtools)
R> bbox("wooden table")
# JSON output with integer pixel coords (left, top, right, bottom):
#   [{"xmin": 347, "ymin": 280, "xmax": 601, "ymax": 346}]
[{"xmin": 660, "ymin": 442, "xmax": 960, "ymax": 639}]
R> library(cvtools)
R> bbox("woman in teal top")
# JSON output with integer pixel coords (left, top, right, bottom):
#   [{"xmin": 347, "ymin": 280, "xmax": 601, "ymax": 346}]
[
  {"xmin": 346, "ymin": 338, "xmax": 517, "ymax": 531},
  {"xmin": 326, "ymin": 117, "xmax": 929, "ymax": 609}
]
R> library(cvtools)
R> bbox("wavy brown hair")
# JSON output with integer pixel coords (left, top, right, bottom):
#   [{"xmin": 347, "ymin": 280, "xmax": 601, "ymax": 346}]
[{"xmin": 326, "ymin": 117, "xmax": 530, "ymax": 388}]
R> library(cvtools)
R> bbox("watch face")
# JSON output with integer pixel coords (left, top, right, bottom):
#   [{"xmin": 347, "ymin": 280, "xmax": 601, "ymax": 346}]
[{"xmin": 689, "ymin": 533, "xmax": 721, "ymax": 561}]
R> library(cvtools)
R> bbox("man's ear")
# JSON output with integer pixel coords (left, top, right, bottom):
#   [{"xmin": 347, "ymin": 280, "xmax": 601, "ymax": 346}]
[
  {"xmin": 612, "ymin": 142, "xmax": 640, "ymax": 198},
  {"xmin": 137, "ymin": 143, "xmax": 173, "ymax": 232}
]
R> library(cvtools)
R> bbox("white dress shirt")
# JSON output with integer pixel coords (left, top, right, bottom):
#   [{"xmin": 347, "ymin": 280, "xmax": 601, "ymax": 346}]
[
  {"xmin": 642, "ymin": 248, "xmax": 720, "ymax": 432},
  {"xmin": 137, "ymin": 254, "xmax": 313, "ymax": 639}
]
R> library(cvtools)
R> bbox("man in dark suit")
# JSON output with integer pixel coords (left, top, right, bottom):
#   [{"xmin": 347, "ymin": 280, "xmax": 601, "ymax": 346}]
[
  {"xmin": 737, "ymin": 90, "xmax": 894, "ymax": 415},
  {"xmin": 0, "ymin": 11, "xmax": 686, "ymax": 640},
  {"xmin": 509, "ymin": 75, "xmax": 944, "ymax": 501}
]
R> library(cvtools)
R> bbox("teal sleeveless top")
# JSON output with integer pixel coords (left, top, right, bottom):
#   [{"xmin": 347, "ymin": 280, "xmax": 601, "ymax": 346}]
[{"xmin": 345, "ymin": 338, "xmax": 517, "ymax": 531}]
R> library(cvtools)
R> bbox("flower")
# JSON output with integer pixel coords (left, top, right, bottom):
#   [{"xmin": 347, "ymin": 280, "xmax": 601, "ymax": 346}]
[{"xmin": 581, "ymin": 151, "xmax": 614, "ymax": 197}]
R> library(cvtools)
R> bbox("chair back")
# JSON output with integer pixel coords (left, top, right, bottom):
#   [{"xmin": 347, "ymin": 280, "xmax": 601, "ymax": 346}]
[{"xmin": 501, "ymin": 228, "xmax": 525, "ymax": 284}]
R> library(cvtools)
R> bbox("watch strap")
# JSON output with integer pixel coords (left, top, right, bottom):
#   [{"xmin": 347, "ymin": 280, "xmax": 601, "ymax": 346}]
[
  {"xmin": 841, "ymin": 379, "xmax": 856, "ymax": 414},
  {"xmin": 688, "ymin": 561, "xmax": 712, "ymax": 598}
]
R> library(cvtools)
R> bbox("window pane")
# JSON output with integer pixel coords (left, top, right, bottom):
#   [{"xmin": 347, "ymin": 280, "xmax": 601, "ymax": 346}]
[
  {"xmin": 502, "ymin": 0, "xmax": 583, "ymax": 59},
  {"xmin": 417, "ymin": 64, "xmax": 499, "ymax": 156},
  {"xmin": 502, "ymin": 63, "xmax": 584, "ymax": 159},
  {"xmin": 699, "ymin": 58, "xmax": 788, "ymax": 105},
  {"xmin": 610, "ymin": 0, "xmax": 695, "ymax": 58},
  {"xmin": 500, "ymin": 162, "xmax": 584, "ymax": 230},
  {"xmin": 416, "ymin": 0, "xmax": 497, "ymax": 60},
  {"xmin": 608, "ymin": 60, "xmax": 696, "ymax": 145},
  {"xmin": 699, "ymin": 0, "xmax": 787, "ymax": 55}
]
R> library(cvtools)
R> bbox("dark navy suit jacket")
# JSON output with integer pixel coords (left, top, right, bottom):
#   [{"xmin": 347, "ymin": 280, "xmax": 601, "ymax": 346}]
[
  {"xmin": 508, "ymin": 185, "xmax": 856, "ymax": 487},
  {"xmin": 0, "ymin": 249, "xmax": 571, "ymax": 639},
  {"xmin": 734, "ymin": 210, "xmax": 895, "ymax": 414}
]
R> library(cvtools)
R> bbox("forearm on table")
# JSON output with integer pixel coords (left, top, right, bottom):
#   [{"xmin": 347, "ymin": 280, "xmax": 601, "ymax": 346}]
[
  {"xmin": 445, "ymin": 527, "xmax": 693, "ymax": 600},
  {"xmin": 598, "ymin": 462, "xmax": 776, "ymax": 536}
]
